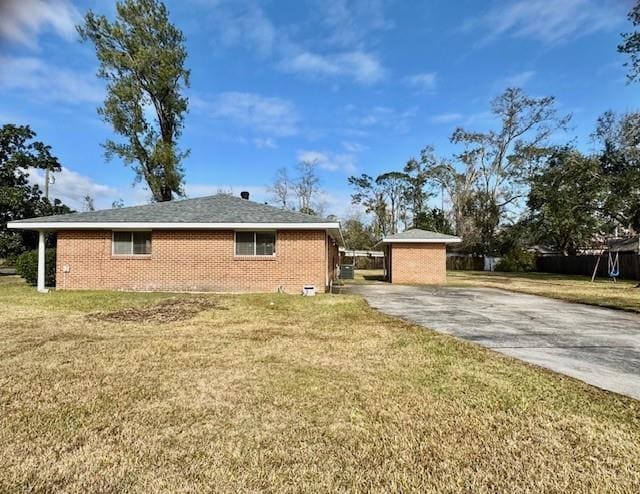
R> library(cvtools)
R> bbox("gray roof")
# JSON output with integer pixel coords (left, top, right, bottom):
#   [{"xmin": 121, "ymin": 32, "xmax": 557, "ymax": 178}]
[
  {"xmin": 382, "ymin": 228, "xmax": 461, "ymax": 243},
  {"xmin": 609, "ymin": 236, "xmax": 640, "ymax": 253},
  {"xmin": 10, "ymin": 194, "xmax": 335, "ymax": 225}
]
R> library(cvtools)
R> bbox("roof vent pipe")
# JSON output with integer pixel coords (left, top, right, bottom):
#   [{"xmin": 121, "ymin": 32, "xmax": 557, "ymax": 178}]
[{"xmin": 240, "ymin": 191, "xmax": 250, "ymax": 200}]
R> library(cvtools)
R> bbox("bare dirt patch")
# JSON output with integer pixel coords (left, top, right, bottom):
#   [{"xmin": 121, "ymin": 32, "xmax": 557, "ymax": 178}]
[{"xmin": 88, "ymin": 296, "xmax": 222, "ymax": 323}]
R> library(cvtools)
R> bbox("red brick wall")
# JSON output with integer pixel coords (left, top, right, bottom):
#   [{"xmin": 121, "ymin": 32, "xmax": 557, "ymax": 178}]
[
  {"xmin": 390, "ymin": 243, "xmax": 447, "ymax": 284},
  {"xmin": 55, "ymin": 229, "xmax": 332, "ymax": 293}
]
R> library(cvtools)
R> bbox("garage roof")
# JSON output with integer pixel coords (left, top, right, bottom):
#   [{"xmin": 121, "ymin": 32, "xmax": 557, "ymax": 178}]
[{"xmin": 379, "ymin": 228, "xmax": 461, "ymax": 244}]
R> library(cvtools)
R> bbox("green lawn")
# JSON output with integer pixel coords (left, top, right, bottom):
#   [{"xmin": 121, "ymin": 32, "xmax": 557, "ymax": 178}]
[
  {"xmin": 448, "ymin": 270, "xmax": 640, "ymax": 313},
  {"xmin": 1, "ymin": 275, "xmax": 639, "ymax": 492}
]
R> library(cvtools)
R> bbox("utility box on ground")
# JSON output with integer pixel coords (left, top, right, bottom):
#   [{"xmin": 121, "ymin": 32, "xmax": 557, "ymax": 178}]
[{"xmin": 339, "ymin": 265, "xmax": 354, "ymax": 279}]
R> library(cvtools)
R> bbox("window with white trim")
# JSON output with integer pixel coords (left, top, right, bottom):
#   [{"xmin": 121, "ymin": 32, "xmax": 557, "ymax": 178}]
[
  {"xmin": 113, "ymin": 231, "xmax": 152, "ymax": 255},
  {"xmin": 235, "ymin": 231, "xmax": 276, "ymax": 256}
]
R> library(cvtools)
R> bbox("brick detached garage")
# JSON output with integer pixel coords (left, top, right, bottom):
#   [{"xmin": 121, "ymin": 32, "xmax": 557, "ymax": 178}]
[
  {"xmin": 379, "ymin": 229, "xmax": 461, "ymax": 284},
  {"xmin": 8, "ymin": 193, "xmax": 343, "ymax": 293}
]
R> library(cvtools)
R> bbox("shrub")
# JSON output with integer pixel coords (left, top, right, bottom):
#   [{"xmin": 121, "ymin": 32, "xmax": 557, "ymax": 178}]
[
  {"xmin": 495, "ymin": 247, "xmax": 536, "ymax": 273},
  {"xmin": 15, "ymin": 249, "xmax": 56, "ymax": 286}
]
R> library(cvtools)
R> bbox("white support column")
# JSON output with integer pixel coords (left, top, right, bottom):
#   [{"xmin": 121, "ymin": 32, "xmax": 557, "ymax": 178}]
[{"xmin": 37, "ymin": 230, "xmax": 47, "ymax": 293}]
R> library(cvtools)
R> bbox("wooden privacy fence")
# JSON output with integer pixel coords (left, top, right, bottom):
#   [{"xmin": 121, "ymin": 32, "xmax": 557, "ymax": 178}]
[
  {"xmin": 447, "ymin": 256, "xmax": 484, "ymax": 271},
  {"xmin": 353, "ymin": 256, "xmax": 384, "ymax": 269},
  {"xmin": 536, "ymin": 254, "xmax": 640, "ymax": 281}
]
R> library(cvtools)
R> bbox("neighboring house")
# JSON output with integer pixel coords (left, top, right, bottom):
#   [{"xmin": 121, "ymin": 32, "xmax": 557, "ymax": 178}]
[
  {"xmin": 608, "ymin": 236, "xmax": 640, "ymax": 254},
  {"xmin": 8, "ymin": 193, "xmax": 343, "ymax": 294},
  {"xmin": 527, "ymin": 244, "xmax": 563, "ymax": 257},
  {"xmin": 377, "ymin": 229, "xmax": 461, "ymax": 284},
  {"xmin": 338, "ymin": 248, "xmax": 385, "ymax": 270}
]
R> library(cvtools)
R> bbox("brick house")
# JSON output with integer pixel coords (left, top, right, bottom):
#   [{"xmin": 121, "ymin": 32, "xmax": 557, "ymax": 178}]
[
  {"xmin": 9, "ymin": 193, "xmax": 343, "ymax": 294},
  {"xmin": 378, "ymin": 229, "xmax": 461, "ymax": 284}
]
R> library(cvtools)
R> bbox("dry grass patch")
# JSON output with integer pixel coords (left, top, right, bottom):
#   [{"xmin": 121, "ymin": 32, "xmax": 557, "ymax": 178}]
[
  {"xmin": 88, "ymin": 296, "xmax": 224, "ymax": 323},
  {"xmin": 0, "ymin": 276, "xmax": 639, "ymax": 492},
  {"xmin": 448, "ymin": 270, "xmax": 640, "ymax": 312}
]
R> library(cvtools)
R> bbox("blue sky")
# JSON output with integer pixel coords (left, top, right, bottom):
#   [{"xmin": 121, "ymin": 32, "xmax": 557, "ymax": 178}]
[{"xmin": 0, "ymin": 0, "xmax": 638, "ymax": 216}]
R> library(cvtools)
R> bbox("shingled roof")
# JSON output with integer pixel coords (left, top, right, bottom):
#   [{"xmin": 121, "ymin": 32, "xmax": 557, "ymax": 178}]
[
  {"xmin": 9, "ymin": 194, "xmax": 335, "ymax": 226},
  {"xmin": 379, "ymin": 228, "xmax": 461, "ymax": 244}
]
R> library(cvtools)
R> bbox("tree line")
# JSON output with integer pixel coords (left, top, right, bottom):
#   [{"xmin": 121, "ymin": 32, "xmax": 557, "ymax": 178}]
[{"xmin": 343, "ymin": 88, "xmax": 640, "ymax": 256}]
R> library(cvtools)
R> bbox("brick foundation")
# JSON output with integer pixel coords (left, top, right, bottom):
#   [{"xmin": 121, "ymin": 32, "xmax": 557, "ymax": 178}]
[{"xmin": 55, "ymin": 229, "xmax": 333, "ymax": 293}]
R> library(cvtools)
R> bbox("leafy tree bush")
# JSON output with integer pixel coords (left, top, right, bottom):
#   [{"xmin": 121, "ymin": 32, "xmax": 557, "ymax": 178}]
[
  {"xmin": 79, "ymin": 0, "xmax": 190, "ymax": 202},
  {"xmin": 15, "ymin": 248, "xmax": 56, "ymax": 286},
  {"xmin": 414, "ymin": 208, "xmax": 454, "ymax": 235},
  {"xmin": 495, "ymin": 247, "xmax": 536, "ymax": 273},
  {"xmin": 1, "ymin": 124, "xmax": 72, "ymax": 258},
  {"xmin": 341, "ymin": 217, "xmax": 378, "ymax": 250}
]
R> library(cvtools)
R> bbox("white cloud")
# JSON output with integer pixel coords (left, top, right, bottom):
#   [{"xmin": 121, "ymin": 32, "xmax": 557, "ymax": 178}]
[
  {"xmin": 28, "ymin": 165, "xmax": 350, "ymax": 218},
  {"xmin": 500, "ymin": 70, "xmax": 536, "ymax": 88},
  {"xmin": 297, "ymin": 150, "xmax": 357, "ymax": 173},
  {"xmin": 347, "ymin": 105, "xmax": 417, "ymax": 134},
  {"xmin": 316, "ymin": 188, "xmax": 357, "ymax": 219},
  {"xmin": 254, "ymin": 137, "xmax": 278, "ymax": 149},
  {"xmin": 341, "ymin": 140, "xmax": 368, "ymax": 153},
  {"xmin": 198, "ymin": 0, "xmax": 387, "ymax": 85},
  {"xmin": 315, "ymin": 0, "xmax": 393, "ymax": 48},
  {"xmin": 203, "ymin": 0, "xmax": 276, "ymax": 57},
  {"xmin": 429, "ymin": 113, "xmax": 463, "ymax": 124},
  {"xmin": 281, "ymin": 50, "xmax": 385, "ymax": 85},
  {"xmin": 0, "ymin": 0, "xmax": 80, "ymax": 48},
  {"xmin": 29, "ymin": 166, "xmax": 277, "ymax": 211},
  {"xmin": 201, "ymin": 92, "xmax": 299, "ymax": 137},
  {"xmin": 473, "ymin": 0, "xmax": 624, "ymax": 44},
  {"xmin": 462, "ymin": 111, "xmax": 496, "ymax": 128},
  {"xmin": 0, "ymin": 56, "xmax": 103, "ymax": 104},
  {"xmin": 29, "ymin": 167, "xmax": 122, "ymax": 210},
  {"xmin": 404, "ymin": 72, "xmax": 437, "ymax": 92}
]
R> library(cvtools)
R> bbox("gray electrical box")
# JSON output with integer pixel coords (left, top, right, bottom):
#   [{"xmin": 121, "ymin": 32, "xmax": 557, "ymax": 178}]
[{"xmin": 339, "ymin": 265, "xmax": 354, "ymax": 279}]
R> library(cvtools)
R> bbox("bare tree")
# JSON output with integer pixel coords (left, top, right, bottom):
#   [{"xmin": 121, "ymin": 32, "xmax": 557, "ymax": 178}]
[
  {"xmin": 83, "ymin": 195, "xmax": 96, "ymax": 212},
  {"xmin": 293, "ymin": 160, "xmax": 321, "ymax": 215},
  {"xmin": 215, "ymin": 187, "xmax": 234, "ymax": 196},
  {"xmin": 429, "ymin": 157, "xmax": 477, "ymax": 239},
  {"xmin": 268, "ymin": 167, "xmax": 291, "ymax": 209}
]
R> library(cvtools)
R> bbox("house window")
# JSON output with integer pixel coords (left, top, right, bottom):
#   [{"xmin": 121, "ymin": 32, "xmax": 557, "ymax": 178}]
[
  {"xmin": 235, "ymin": 231, "xmax": 276, "ymax": 256},
  {"xmin": 113, "ymin": 231, "xmax": 152, "ymax": 255}
]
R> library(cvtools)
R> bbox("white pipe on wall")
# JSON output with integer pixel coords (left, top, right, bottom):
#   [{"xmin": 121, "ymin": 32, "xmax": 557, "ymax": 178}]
[{"xmin": 37, "ymin": 231, "xmax": 48, "ymax": 293}]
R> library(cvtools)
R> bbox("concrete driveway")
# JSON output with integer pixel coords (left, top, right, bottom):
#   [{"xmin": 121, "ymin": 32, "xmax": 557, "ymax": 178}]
[{"xmin": 348, "ymin": 284, "xmax": 640, "ymax": 400}]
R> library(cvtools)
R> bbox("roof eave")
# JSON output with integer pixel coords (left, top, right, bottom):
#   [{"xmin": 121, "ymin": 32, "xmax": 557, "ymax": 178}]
[
  {"xmin": 381, "ymin": 238, "xmax": 462, "ymax": 244},
  {"xmin": 7, "ymin": 221, "xmax": 342, "ymax": 231}
]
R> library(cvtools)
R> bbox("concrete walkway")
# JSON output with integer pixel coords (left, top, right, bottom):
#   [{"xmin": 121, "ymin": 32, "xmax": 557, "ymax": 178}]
[{"xmin": 349, "ymin": 284, "xmax": 640, "ymax": 400}]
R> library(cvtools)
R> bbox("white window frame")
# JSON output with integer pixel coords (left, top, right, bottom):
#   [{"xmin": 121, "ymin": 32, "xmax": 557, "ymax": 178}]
[
  {"xmin": 234, "ymin": 230, "xmax": 276, "ymax": 257},
  {"xmin": 112, "ymin": 230, "xmax": 152, "ymax": 256}
]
